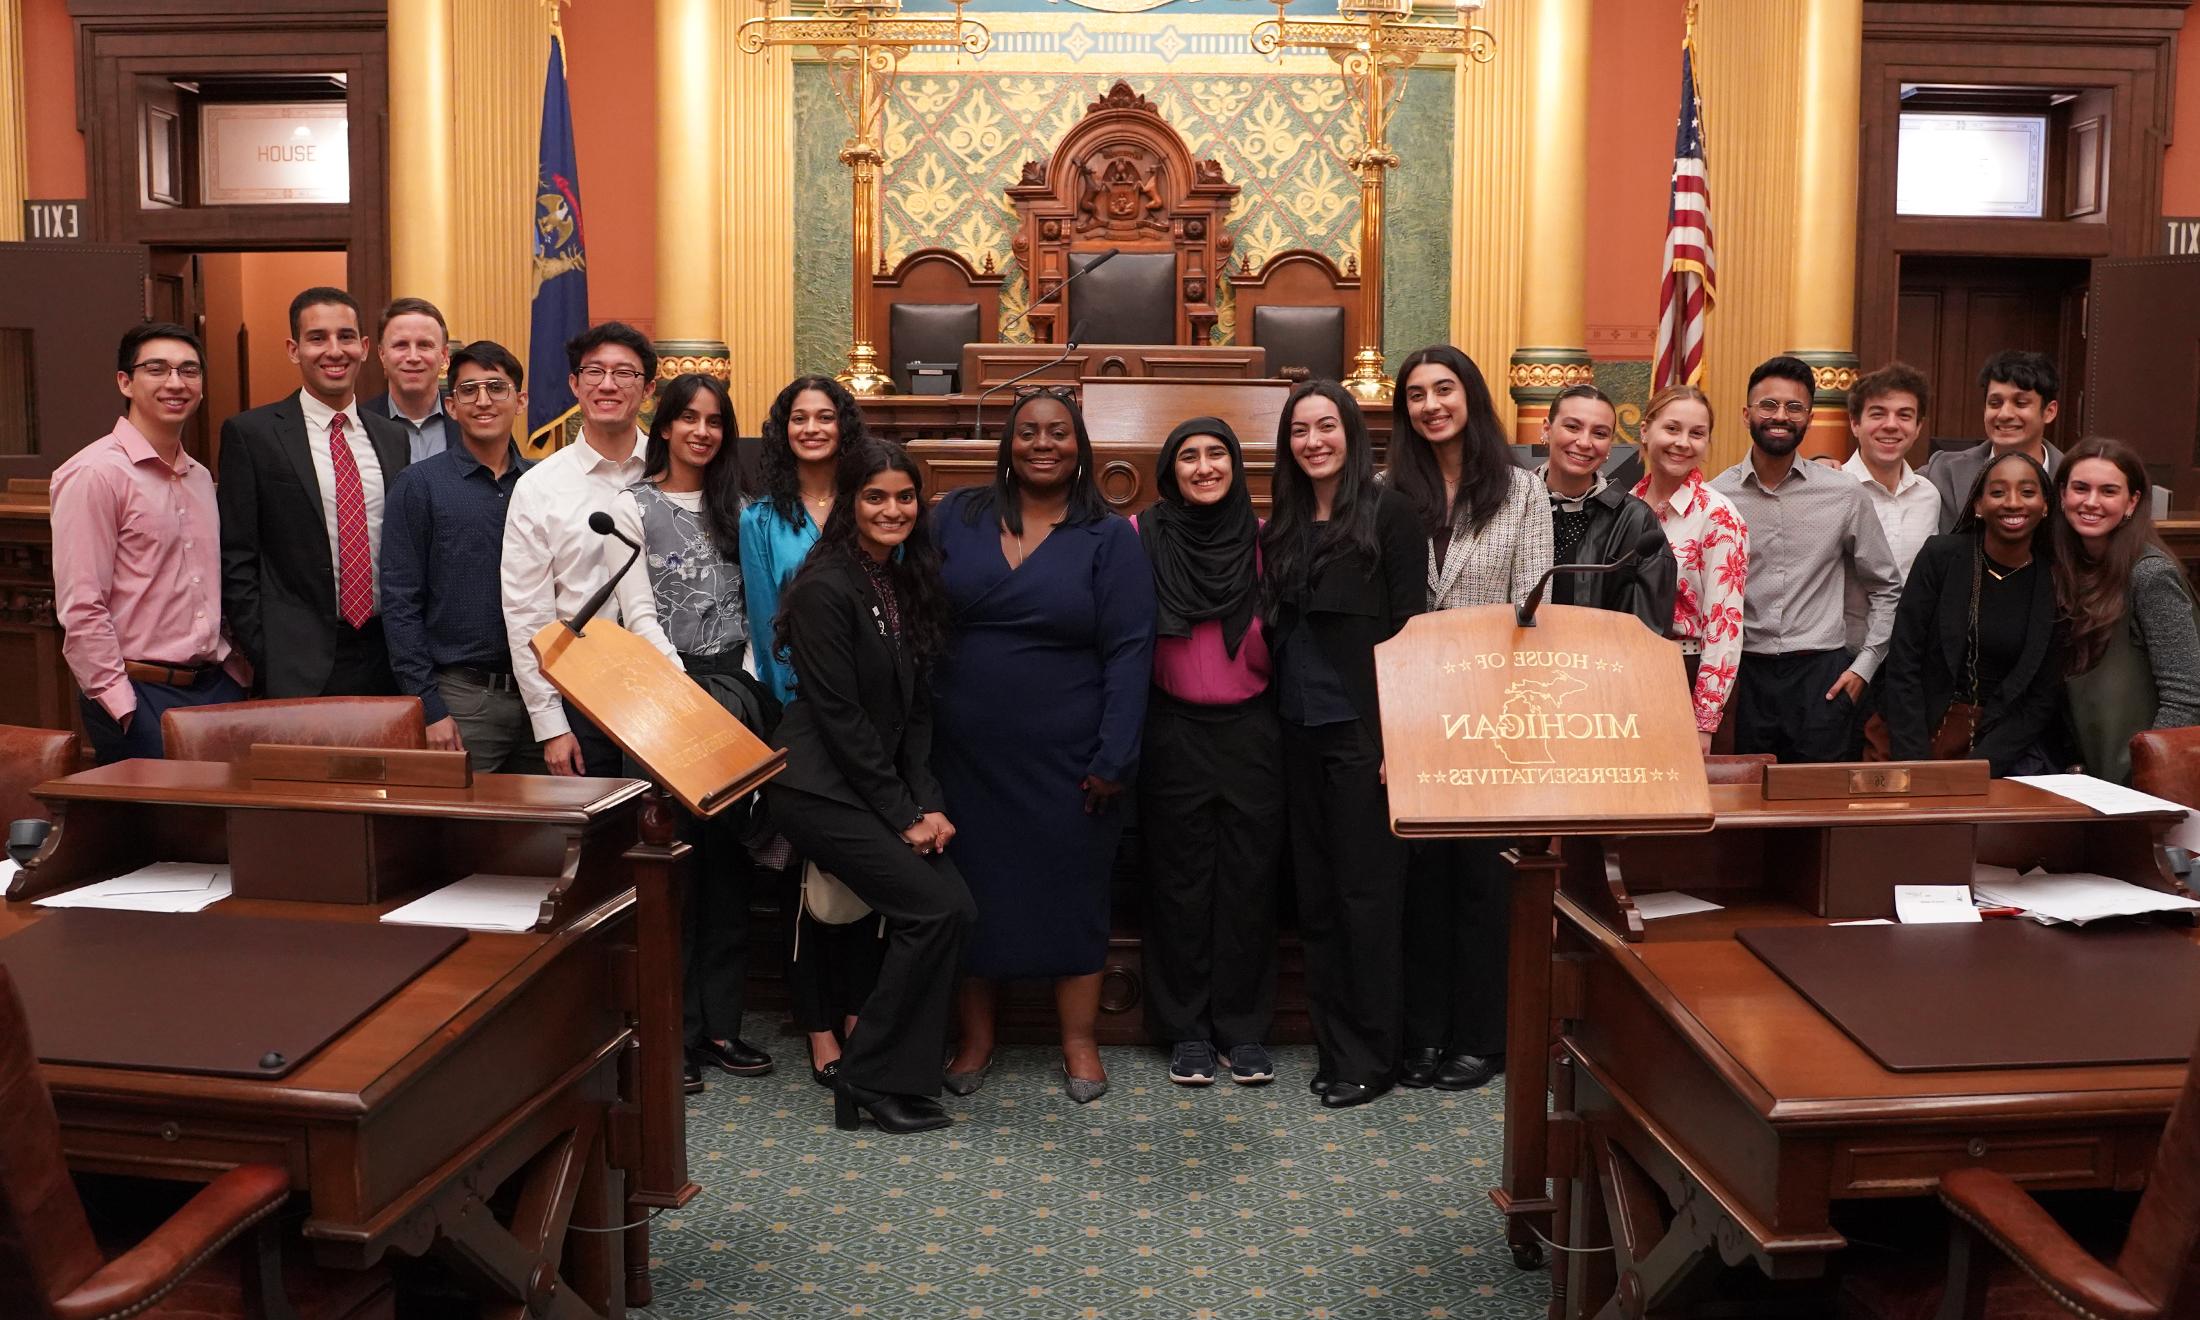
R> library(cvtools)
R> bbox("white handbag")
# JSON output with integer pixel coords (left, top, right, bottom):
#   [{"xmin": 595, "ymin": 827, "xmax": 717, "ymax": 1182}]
[{"xmin": 801, "ymin": 860, "xmax": 873, "ymax": 925}]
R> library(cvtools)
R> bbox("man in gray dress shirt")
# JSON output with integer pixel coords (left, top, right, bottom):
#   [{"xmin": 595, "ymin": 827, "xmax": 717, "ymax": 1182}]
[
  {"xmin": 1922, "ymin": 350, "xmax": 2063, "ymax": 533},
  {"xmin": 1710, "ymin": 356, "xmax": 1903, "ymax": 763}
]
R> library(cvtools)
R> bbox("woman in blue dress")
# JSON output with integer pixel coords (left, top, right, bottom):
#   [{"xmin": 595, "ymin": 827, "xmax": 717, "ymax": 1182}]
[
  {"xmin": 932, "ymin": 387, "xmax": 1156, "ymax": 1103},
  {"xmin": 740, "ymin": 374, "xmax": 884, "ymax": 1088}
]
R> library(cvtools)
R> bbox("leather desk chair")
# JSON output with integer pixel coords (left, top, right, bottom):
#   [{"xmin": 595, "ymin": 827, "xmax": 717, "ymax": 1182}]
[
  {"xmin": 888, "ymin": 302, "xmax": 980, "ymax": 394},
  {"xmin": 2129, "ymin": 727, "xmax": 2200, "ymax": 807},
  {"xmin": 1702, "ymin": 753, "xmax": 1773, "ymax": 786},
  {"xmin": 1837, "ymin": 1021, "xmax": 2200, "ymax": 1320},
  {"xmin": 0, "ymin": 967, "xmax": 392, "ymax": 1319},
  {"xmin": 1250, "ymin": 305, "xmax": 1346, "ymax": 382},
  {"xmin": 0, "ymin": 726, "xmax": 77, "ymax": 823},
  {"xmin": 1067, "ymin": 251, "xmax": 1177, "ymax": 345},
  {"xmin": 160, "ymin": 698, "xmax": 425, "ymax": 763}
]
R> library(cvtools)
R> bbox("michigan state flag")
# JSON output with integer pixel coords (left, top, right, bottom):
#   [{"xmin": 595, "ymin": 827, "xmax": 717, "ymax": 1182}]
[{"xmin": 527, "ymin": 23, "xmax": 588, "ymax": 454}]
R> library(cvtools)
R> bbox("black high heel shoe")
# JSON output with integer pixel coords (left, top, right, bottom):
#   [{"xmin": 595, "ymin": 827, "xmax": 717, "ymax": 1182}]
[{"xmin": 833, "ymin": 1079, "xmax": 952, "ymax": 1134}]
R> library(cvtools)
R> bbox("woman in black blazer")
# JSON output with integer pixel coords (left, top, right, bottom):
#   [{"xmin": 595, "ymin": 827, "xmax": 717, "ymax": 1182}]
[
  {"xmin": 1880, "ymin": 450, "xmax": 2061, "ymax": 776},
  {"xmin": 1262, "ymin": 379, "xmax": 1426, "ymax": 1109},
  {"xmin": 763, "ymin": 439, "xmax": 975, "ymax": 1134}
]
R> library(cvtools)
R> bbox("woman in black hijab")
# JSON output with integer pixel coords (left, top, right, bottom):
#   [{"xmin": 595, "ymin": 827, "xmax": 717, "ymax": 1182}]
[{"xmin": 1135, "ymin": 417, "xmax": 1285, "ymax": 1089}]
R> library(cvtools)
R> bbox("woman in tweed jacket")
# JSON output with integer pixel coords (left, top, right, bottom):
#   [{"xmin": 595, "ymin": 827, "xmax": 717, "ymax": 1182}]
[{"xmin": 1384, "ymin": 345, "xmax": 1553, "ymax": 1094}]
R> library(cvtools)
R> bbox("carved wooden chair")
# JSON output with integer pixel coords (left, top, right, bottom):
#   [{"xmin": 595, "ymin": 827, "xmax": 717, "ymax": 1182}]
[
  {"xmin": 0, "ymin": 725, "xmax": 78, "ymax": 823},
  {"xmin": 2130, "ymin": 726, "xmax": 2200, "ymax": 808},
  {"xmin": 1837, "ymin": 1028, "xmax": 2199, "ymax": 1319},
  {"xmin": 0, "ymin": 966, "xmax": 392, "ymax": 1319},
  {"xmin": 160, "ymin": 698, "xmax": 425, "ymax": 763}
]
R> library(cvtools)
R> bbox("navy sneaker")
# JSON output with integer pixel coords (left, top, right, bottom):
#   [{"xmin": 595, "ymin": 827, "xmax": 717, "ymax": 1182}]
[
  {"xmin": 1169, "ymin": 1040, "xmax": 1218, "ymax": 1085},
  {"xmin": 1221, "ymin": 1043, "xmax": 1276, "ymax": 1086}
]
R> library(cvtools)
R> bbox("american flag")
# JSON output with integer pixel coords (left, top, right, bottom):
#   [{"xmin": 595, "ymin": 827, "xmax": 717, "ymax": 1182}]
[{"xmin": 1653, "ymin": 34, "xmax": 1715, "ymax": 390}]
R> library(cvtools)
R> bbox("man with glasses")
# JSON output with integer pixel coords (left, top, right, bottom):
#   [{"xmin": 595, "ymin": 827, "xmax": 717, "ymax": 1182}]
[
  {"xmin": 501, "ymin": 322, "xmax": 656, "ymax": 776},
  {"xmin": 380, "ymin": 340, "xmax": 541, "ymax": 771},
  {"xmin": 1709, "ymin": 355, "xmax": 1902, "ymax": 763},
  {"xmin": 52, "ymin": 323, "xmax": 249, "ymax": 762},
  {"xmin": 218, "ymin": 286, "xmax": 410, "ymax": 698}
]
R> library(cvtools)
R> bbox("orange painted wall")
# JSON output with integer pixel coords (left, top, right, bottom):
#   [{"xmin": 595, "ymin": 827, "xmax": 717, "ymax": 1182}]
[
  {"xmin": 2163, "ymin": 3, "xmax": 2200, "ymax": 216},
  {"xmin": 23, "ymin": 0, "xmax": 85, "ymax": 198},
  {"xmin": 560, "ymin": 0, "xmax": 657, "ymax": 338},
  {"xmin": 1583, "ymin": 0, "xmax": 1685, "ymax": 360}
]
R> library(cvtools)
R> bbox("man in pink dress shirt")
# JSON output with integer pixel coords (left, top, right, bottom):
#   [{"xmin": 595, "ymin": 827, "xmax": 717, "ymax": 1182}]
[{"xmin": 52, "ymin": 322, "xmax": 249, "ymax": 763}]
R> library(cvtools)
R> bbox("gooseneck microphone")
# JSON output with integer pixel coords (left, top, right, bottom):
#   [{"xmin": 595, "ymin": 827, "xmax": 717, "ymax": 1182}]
[
  {"xmin": 971, "ymin": 319, "xmax": 1089, "ymax": 445},
  {"xmin": 996, "ymin": 247, "xmax": 1121, "ymax": 338},
  {"xmin": 562, "ymin": 510, "xmax": 644, "ymax": 637},
  {"xmin": 1514, "ymin": 523, "xmax": 1669, "ymax": 628}
]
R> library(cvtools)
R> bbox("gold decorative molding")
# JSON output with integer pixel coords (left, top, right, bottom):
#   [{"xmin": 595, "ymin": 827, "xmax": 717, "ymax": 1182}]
[
  {"xmin": 0, "ymin": 0, "xmax": 26, "ymax": 243},
  {"xmin": 656, "ymin": 353, "xmax": 734, "ymax": 381},
  {"xmin": 1507, "ymin": 361, "xmax": 1596, "ymax": 390},
  {"xmin": 1812, "ymin": 364, "xmax": 1859, "ymax": 393}
]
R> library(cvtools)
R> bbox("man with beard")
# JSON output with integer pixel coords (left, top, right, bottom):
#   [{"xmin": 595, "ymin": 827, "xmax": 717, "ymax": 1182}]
[{"xmin": 1708, "ymin": 355, "xmax": 1902, "ymax": 762}]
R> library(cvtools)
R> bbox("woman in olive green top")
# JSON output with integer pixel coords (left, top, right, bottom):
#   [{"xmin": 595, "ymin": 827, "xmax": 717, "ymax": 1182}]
[{"xmin": 2052, "ymin": 436, "xmax": 2200, "ymax": 784}]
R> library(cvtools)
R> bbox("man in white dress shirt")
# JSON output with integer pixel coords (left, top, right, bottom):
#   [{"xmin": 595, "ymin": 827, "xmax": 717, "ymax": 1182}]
[
  {"xmin": 1841, "ymin": 362, "xmax": 1942, "ymax": 650},
  {"xmin": 500, "ymin": 322, "xmax": 656, "ymax": 776}
]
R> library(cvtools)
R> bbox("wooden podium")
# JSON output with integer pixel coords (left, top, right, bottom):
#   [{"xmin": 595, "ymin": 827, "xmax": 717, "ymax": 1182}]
[{"xmin": 1373, "ymin": 602, "xmax": 1713, "ymax": 1269}]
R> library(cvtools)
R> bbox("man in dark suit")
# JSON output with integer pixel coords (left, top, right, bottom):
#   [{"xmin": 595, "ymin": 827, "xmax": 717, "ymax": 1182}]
[{"xmin": 218, "ymin": 286, "xmax": 410, "ymax": 697}]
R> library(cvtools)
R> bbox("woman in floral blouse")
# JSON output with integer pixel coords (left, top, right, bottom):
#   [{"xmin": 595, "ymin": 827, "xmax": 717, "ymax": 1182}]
[{"xmin": 1629, "ymin": 385, "xmax": 1748, "ymax": 751}]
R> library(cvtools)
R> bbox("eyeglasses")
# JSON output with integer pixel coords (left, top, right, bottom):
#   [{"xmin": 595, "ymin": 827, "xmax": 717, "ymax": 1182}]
[
  {"xmin": 576, "ymin": 365, "xmax": 648, "ymax": 386},
  {"xmin": 1749, "ymin": 399, "xmax": 1811, "ymax": 420},
  {"xmin": 451, "ymin": 379, "xmax": 516, "ymax": 402},
  {"xmin": 1011, "ymin": 384, "xmax": 1077, "ymax": 401},
  {"xmin": 130, "ymin": 360, "xmax": 203, "ymax": 381}
]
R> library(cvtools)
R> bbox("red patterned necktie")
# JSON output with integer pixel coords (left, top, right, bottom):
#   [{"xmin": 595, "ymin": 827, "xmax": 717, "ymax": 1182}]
[{"xmin": 327, "ymin": 412, "xmax": 373, "ymax": 629}]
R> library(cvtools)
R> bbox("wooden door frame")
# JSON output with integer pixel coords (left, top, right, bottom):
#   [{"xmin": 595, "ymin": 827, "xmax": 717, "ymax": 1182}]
[
  {"xmin": 1858, "ymin": 1, "xmax": 2188, "ymax": 433},
  {"xmin": 65, "ymin": 2, "xmax": 389, "ymax": 351}
]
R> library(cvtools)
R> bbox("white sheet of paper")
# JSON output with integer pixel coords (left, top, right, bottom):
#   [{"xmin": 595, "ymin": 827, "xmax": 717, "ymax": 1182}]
[
  {"xmin": 1832, "ymin": 918, "xmax": 1895, "ymax": 926},
  {"xmin": 1970, "ymin": 866, "xmax": 2200, "ymax": 926},
  {"xmin": 380, "ymin": 874, "xmax": 558, "ymax": 933},
  {"xmin": 2168, "ymin": 809, "xmax": 2200, "ymax": 854},
  {"xmin": 1895, "ymin": 884, "xmax": 1981, "ymax": 924},
  {"xmin": 1633, "ymin": 891, "xmax": 1724, "ymax": 920},
  {"xmin": 35, "ymin": 867, "xmax": 232, "ymax": 913},
  {"xmin": 93, "ymin": 862, "xmax": 222, "ymax": 895},
  {"xmin": 0, "ymin": 858, "xmax": 17, "ymax": 889},
  {"xmin": 2010, "ymin": 773, "xmax": 2188, "ymax": 817}
]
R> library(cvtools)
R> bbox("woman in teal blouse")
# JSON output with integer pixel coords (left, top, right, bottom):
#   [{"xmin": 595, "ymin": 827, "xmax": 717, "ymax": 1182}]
[{"xmin": 741, "ymin": 374, "xmax": 883, "ymax": 1086}]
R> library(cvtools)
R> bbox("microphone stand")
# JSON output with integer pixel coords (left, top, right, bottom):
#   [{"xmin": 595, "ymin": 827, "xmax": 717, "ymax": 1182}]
[
  {"xmin": 972, "ymin": 320, "xmax": 1087, "ymax": 445},
  {"xmin": 1515, "ymin": 552, "xmax": 1641, "ymax": 629},
  {"xmin": 563, "ymin": 515, "xmax": 644, "ymax": 637},
  {"xmin": 995, "ymin": 246, "xmax": 1120, "ymax": 340}
]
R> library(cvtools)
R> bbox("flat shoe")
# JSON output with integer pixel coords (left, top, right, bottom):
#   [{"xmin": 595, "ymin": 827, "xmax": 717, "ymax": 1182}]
[
  {"xmin": 943, "ymin": 1054, "xmax": 994, "ymax": 1096},
  {"xmin": 1397, "ymin": 1045, "xmax": 1443, "ymax": 1089},
  {"xmin": 1319, "ymin": 1078, "xmax": 1393, "ymax": 1109},
  {"xmin": 1433, "ymin": 1052, "xmax": 1503, "ymax": 1092},
  {"xmin": 1061, "ymin": 1063, "xmax": 1109, "ymax": 1105}
]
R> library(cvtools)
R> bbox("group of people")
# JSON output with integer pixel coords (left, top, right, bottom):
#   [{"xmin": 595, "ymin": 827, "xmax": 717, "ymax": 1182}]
[{"xmin": 48, "ymin": 285, "xmax": 2200, "ymax": 1135}]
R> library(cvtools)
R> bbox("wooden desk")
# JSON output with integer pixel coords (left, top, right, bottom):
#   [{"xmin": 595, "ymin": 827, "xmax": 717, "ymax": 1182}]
[
  {"xmin": 1497, "ymin": 782, "xmax": 2197, "ymax": 1317},
  {"xmin": 6, "ymin": 762, "xmax": 691, "ymax": 1319}
]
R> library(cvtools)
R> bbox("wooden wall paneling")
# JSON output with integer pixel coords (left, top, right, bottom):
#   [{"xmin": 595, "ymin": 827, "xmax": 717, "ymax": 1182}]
[{"xmin": 1858, "ymin": 2, "xmax": 2187, "ymax": 439}]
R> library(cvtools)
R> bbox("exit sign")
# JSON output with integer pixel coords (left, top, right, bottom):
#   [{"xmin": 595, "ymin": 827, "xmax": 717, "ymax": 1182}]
[{"xmin": 21, "ymin": 199, "xmax": 83, "ymax": 240}]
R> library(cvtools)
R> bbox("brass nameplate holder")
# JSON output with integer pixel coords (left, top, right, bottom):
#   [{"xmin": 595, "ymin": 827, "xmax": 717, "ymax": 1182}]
[
  {"xmin": 1762, "ymin": 759, "xmax": 1989, "ymax": 800},
  {"xmin": 247, "ymin": 743, "xmax": 473, "ymax": 790}
]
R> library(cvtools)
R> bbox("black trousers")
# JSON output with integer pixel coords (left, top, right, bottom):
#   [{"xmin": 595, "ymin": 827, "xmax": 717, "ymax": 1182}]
[
  {"xmin": 1283, "ymin": 718, "xmax": 1406, "ymax": 1085},
  {"xmin": 682, "ymin": 805, "xmax": 752, "ymax": 1050},
  {"xmin": 1137, "ymin": 693, "xmax": 1284, "ymax": 1049},
  {"xmin": 324, "ymin": 617, "xmax": 397, "ymax": 696},
  {"xmin": 1401, "ymin": 839, "xmax": 1510, "ymax": 1057},
  {"xmin": 561, "ymin": 698, "xmax": 622, "ymax": 778},
  {"xmin": 763, "ymin": 784, "xmax": 975, "ymax": 1097},
  {"xmin": 787, "ymin": 907, "xmax": 885, "ymax": 1035},
  {"xmin": 1731, "ymin": 648, "xmax": 1859, "ymax": 764}
]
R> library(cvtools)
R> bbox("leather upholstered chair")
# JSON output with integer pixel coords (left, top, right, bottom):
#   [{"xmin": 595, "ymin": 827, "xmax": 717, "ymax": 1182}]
[
  {"xmin": 1702, "ymin": 753, "xmax": 1774, "ymax": 786},
  {"xmin": 1838, "ymin": 1021, "xmax": 2200, "ymax": 1319},
  {"xmin": 0, "ymin": 967, "xmax": 392, "ymax": 1319},
  {"xmin": 2129, "ymin": 727, "xmax": 2200, "ymax": 807},
  {"xmin": 0, "ymin": 726, "xmax": 77, "ymax": 824},
  {"xmin": 887, "ymin": 302, "xmax": 981, "ymax": 394},
  {"xmin": 160, "ymin": 698, "xmax": 425, "ymax": 763},
  {"xmin": 1067, "ymin": 250, "xmax": 1178, "ymax": 345},
  {"xmin": 1250, "ymin": 305, "xmax": 1346, "ymax": 382}
]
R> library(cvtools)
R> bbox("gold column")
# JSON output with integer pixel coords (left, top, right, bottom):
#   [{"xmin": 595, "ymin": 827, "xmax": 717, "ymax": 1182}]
[
  {"xmin": 387, "ymin": 0, "xmax": 459, "ymax": 308},
  {"xmin": 1786, "ymin": 0, "xmax": 1864, "ymax": 458},
  {"xmin": 1506, "ymin": 0, "xmax": 1593, "ymax": 445},
  {"xmin": 449, "ymin": 1, "xmax": 547, "ymax": 358},
  {"xmin": 1693, "ymin": 0, "xmax": 1803, "ymax": 474},
  {"xmin": 1450, "ymin": 0, "xmax": 1530, "ymax": 435},
  {"xmin": 655, "ymin": 0, "xmax": 731, "ymax": 383},
  {"xmin": 0, "ymin": 0, "xmax": 33, "ymax": 242},
  {"xmin": 723, "ymin": 0, "xmax": 796, "ymax": 430}
]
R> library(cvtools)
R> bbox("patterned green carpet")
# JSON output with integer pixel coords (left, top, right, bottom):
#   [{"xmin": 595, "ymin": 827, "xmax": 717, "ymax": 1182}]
[{"xmin": 639, "ymin": 1027, "xmax": 1553, "ymax": 1318}]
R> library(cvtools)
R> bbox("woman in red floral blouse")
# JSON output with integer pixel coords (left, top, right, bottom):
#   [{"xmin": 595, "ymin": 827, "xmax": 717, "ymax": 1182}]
[{"xmin": 1629, "ymin": 385, "xmax": 1749, "ymax": 751}]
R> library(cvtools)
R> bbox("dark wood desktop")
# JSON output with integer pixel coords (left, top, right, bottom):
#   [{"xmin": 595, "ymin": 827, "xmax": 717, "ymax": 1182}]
[
  {"xmin": 2, "ymin": 760, "xmax": 695, "ymax": 1319},
  {"xmin": 1498, "ymin": 780, "xmax": 2198, "ymax": 1318}
]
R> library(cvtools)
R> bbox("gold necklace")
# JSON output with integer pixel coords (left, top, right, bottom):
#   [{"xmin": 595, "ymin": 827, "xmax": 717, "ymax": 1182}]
[{"xmin": 1984, "ymin": 555, "xmax": 2031, "ymax": 582}]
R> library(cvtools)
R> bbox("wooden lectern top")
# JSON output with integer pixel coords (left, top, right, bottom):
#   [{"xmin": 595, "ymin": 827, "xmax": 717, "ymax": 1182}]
[
  {"xmin": 1374, "ymin": 604, "xmax": 1712, "ymax": 836},
  {"xmin": 532, "ymin": 619, "xmax": 785, "ymax": 817}
]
